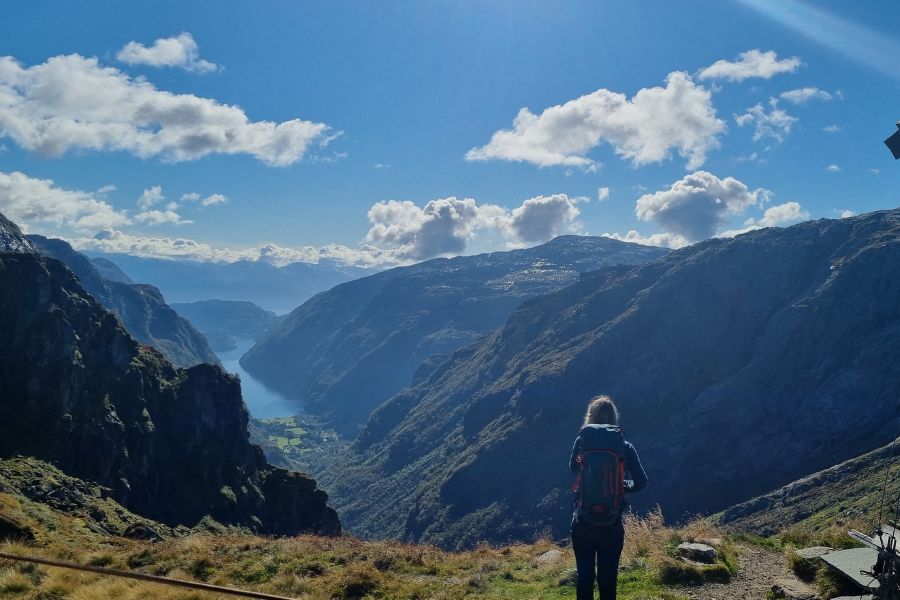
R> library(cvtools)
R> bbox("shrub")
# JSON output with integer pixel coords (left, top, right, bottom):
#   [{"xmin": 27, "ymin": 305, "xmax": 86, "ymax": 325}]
[
  {"xmin": 341, "ymin": 564, "xmax": 382, "ymax": 599},
  {"xmin": 86, "ymin": 553, "xmax": 114, "ymax": 567},
  {"xmin": 190, "ymin": 558, "xmax": 215, "ymax": 581},
  {"xmin": 657, "ymin": 557, "xmax": 705, "ymax": 586},
  {"xmin": 127, "ymin": 549, "xmax": 155, "ymax": 569}
]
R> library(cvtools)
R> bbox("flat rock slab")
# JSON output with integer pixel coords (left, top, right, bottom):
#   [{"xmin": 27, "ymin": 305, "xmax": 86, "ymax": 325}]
[
  {"xmin": 794, "ymin": 546, "xmax": 833, "ymax": 559},
  {"xmin": 771, "ymin": 576, "xmax": 817, "ymax": 600},
  {"xmin": 677, "ymin": 542, "xmax": 717, "ymax": 564},
  {"xmin": 821, "ymin": 547, "xmax": 879, "ymax": 590},
  {"xmin": 831, "ymin": 597, "xmax": 874, "ymax": 600}
]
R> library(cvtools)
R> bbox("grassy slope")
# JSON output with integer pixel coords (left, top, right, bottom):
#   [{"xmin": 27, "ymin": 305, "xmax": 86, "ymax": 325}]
[
  {"xmin": 0, "ymin": 459, "xmax": 751, "ymax": 600},
  {"xmin": 717, "ymin": 437, "xmax": 900, "ymax": 544}
]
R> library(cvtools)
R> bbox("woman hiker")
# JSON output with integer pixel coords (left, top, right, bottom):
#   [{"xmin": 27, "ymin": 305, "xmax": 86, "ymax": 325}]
[{"xmin": 569, "ymin": 395, "xmax": 648, "ymax": 600}]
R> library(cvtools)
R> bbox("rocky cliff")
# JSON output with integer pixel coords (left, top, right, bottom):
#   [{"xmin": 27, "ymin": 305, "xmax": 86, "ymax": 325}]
[
  {"xmin": 242, "ymin": 236, "xmax": 666, "ymax": 431},
  {"xmin": 28, "ymin": 234, "xmax": 219, "ymax": 368},
  {"xmin": 0, "ymin": 217, "xmax": 339, "ymax": 536},
  {"xmin": 321, "ymin": 210, "xmax": 900, "ymax": 548}
]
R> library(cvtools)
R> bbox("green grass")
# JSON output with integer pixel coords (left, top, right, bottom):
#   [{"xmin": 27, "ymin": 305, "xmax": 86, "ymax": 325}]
[{"xmin": 249, "ymin": 415, "xmax": 346, "ymax": 476}]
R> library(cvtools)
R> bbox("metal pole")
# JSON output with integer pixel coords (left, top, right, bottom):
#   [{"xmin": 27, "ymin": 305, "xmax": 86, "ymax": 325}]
[{"xmin": 0, "ymin": 551, "xmax": 297, "ymax": 600}]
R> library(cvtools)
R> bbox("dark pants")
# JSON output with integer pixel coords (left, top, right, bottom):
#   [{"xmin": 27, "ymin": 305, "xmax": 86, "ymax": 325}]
[{"xmin": 571, "ymin": 518, "xmax": 625, "ymax": 600}]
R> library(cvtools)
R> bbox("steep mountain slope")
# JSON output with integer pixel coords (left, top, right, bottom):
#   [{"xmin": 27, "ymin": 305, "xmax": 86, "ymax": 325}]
[
  {"xmin": 718, "ymin": 437, "xmax": 900, "ymax": 536},
  {"xmin": 0, "ymin": 216, "xmax": 339, "ymax": 536},
  {"xmin": 27, "ymin": 235, "xmax": 219, "ymax": 368},
  {"xmin": 93, "ymin": 252, "xmax": 372, "ymax": 313},
  {"xmin": 172, "ymin": 299, "xmax": 283, "ymax": 351},
  {"xmin": 90, "ymin": 256, "xmax": 133, "ymax": 283},
  {"xmin": 242, "ymin": 236, "xmax": 667, "ymax": 430},
  {"xmin": 321, "ymin": 210, "xmax": 900, "ymax": 548},
  {"xmin": 0, "ymin": 212, "xmax": 34, "ymax": 253}
]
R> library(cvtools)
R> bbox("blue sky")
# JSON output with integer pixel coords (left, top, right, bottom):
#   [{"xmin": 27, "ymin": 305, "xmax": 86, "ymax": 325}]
[{"xmin": 1, "ymin": 0, "xmax": 898, "ymax": 266}]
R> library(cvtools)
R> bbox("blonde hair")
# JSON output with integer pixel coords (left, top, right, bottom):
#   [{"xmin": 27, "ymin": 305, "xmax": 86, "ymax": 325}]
[{"xmin": 583, "ymin": 395, "xmax": 619, "ymax": 426}]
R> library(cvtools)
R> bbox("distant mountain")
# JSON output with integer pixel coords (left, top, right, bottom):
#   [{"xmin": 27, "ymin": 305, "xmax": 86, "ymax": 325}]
[
  {"xmin": 242, "ymin": 236, "xmax": 667, "ymax": 431},
  {"xmin": 28, "ymin": 235, "xmax": 219, "ymax": 368},
  {"xmin": 172, "ymin": 299, "xmax": 283, "ymax": 352},
  {"xmin": 320, "ymin": 210, "xmax": 900, "ymax": 548},
  {"xmin": 718, "ymin": 437, "xmax": 900, "ymax": 537},
  {"xmin": 0, "ymin": 213, "xmax": 339, "ymax": 536},
  {"xmin": 90, "ymin": 256, "xmax": 133, "ymax": 283},
  {"xmin": 90, "ymin": 253, "xmax": 373, "ymax": 313}
]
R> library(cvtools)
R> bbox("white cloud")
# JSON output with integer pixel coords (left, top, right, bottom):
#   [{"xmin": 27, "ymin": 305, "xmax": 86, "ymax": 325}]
[
  {"xmin": 137, "ymin": 186, "xmax": 164, "ymax": 210},
  {"xmin": 827, "ymin": 164, "xmax": 841, "ymax": 172},
  {"xmin": 365, "ymin": 194, "xmax": 584, "ymax": 260},
  {"xmin": 779, "ymin": 87, "xmax": 833, "ymax": 104},
  {"xmin": 635, "ymin": 171, "xmax": 769, "ymax": 242},
  {"xmin": 868, "ymin": 168, "xmax": 880, "ymax": 174},
  {"xmin": 96, "ymin": 184, "xmax": 117, "ymax": 194},
  {"xmin": 719, "ymin": 201, "xmax": 809, "ymax": 237},
  {"xmin": 116, "ymin": 32, "xmax": 219, "ymax": 73},
  {"xmin": 0, "ymin": 54, "xmax": 331, "ymax": 165},
  {"xmin": 698, "ymin": 49, "xmax": 801, "ymax": 82},
  {"xmin": 840, "ymin": 210, "xmax": 856, "ymax": 218},
  {"xmin": 134, "ymin": 209, "xmax": 192, "ymax": 226},
  {"xmin": 200, "ymin": 193, "xmax": 227, "ymax": 206},
  {"xmin": 602, "ymin": 230, "xmax": 690, "ymax": 249},
  {"xmin": 597, "ymin": 187, "xmax": 610, "ymax": 202},
  {"xmin": 374, "ymin": 163, "xmax": 391, "ymax": 169},
  {"xmin": 822, "ymin": 124, "xmax": 842, "ymax": 133},
  {"xmin": 505, "ymin": 194, "xmax": 582, "ymax": 244},
  {"xmin": 181, "ymin": 192, "xmax": 227, "ymax": 206},
  {"xmin": 735, "ymin": 100, "xmax": 797, "ymax": 143},
  {"xmin": 466, "ymin": 71, "xmax": 724, "ymax": 170},
  {"xmin": 755, "ymin": 201, "xmax": 809, "ymax": 227},
  {"xmin": 71, "ymin": 228, "xmax": 389, "ymax": 268},
  {"xmin": 0, "ymin": 171, "xmax": 129, "ymax": 233}
]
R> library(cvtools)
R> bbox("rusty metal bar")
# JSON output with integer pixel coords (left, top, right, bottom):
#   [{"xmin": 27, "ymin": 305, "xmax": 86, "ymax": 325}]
[{"xmin": 0, "ymin": 551, "xmax": 297, "ymax": 600}]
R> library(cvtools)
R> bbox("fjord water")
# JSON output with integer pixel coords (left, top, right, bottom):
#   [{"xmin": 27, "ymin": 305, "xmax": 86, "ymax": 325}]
[{"xmin": 217, "ymin": 337, "xmax": 299, "ymax": 418}]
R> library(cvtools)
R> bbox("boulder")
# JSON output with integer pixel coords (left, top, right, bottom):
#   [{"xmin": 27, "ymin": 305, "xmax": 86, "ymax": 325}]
[
  {"xmin": 122, "ymin": 522, "xmax": 162, "ymax": 542},
  {"xmin": 676, "ymin": 542, "xmax": 717, "ymax": 564},
  {"xmin": 533, "ymin": 549, "xmax": 563, "ymax": 566}
]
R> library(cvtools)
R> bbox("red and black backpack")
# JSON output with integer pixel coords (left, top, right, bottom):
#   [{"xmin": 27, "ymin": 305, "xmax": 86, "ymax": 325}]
[{"xmin": 573, "ymin": 424, "xmax": 626, "ymax": 526}]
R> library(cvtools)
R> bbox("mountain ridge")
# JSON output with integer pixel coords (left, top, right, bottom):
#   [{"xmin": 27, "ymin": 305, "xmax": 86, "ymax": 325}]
[
  {"xmin": 320, "ymin": 210, "xmax": 900, "ymax": 548},
  {"xmin": 27, "ymin": 234, "xmax": 219, "ymax": 368},
  {"xmin": 242, "ymin": 235, "xmax": 667, "ymax": 431}
]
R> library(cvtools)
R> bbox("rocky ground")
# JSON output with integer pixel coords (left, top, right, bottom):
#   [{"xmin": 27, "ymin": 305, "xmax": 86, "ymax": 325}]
[{"xmin": 689, "ymin": 543, "xmax": 817, "ymax": 600}]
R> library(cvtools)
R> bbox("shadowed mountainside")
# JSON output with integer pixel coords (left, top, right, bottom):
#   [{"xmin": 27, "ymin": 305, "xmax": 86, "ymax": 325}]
[
  {"xmin": 242, "ymin": 236, "xmax": 667, "ymax": 431},
  {"xmin": 0, "ymin": 214, "xmax": 339, "ymax": 536},
  {"xmin": 28, "ymin": 234, "xmax": 219, "ymax": 368},
  {"xmin": 320, "ymin": 210, "xmax": 900, "ymax": 548}
]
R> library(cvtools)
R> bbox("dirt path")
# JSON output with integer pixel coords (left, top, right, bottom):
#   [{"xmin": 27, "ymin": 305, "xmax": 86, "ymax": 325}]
[{"xmin": 683, "ymin": 543, "xmax": 817, "ymax": 600}]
